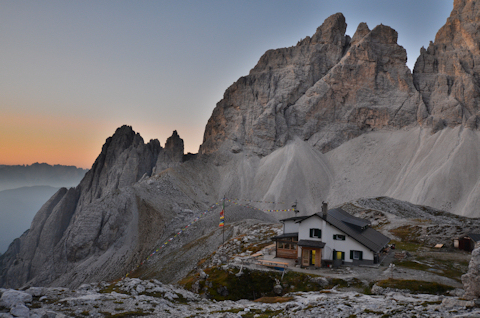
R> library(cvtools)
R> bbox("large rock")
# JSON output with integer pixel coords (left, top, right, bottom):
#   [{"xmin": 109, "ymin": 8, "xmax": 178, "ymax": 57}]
[
  {"xmin": 200, "ymin": 13, "xmax": 424, "ymax": 156},
  {"xmin": 200, "ymin": 13, "xmax": 351, "ymax": 156},
  {"xmin": 0, "ymin": 290, "xmax": 32, "ymax": 308},
  {"xmin": 0, "ymin": 126, "xmax": 185, "ymax": 289},
  {"xmin": 414, "ymin": 0, "xmax": 480, "ymax": 131},
  {"xmin": 462, "ymin": 245, "xmax": 480, "ymax": 299}
]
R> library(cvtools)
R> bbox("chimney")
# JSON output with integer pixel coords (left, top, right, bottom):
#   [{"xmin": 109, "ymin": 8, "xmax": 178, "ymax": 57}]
[
  {"xmin": 322, "ymin": 201, "xmax": 328, "ymax": 219},
  {"xmin": 292, "ymin": 200, "xmax": 299, "ymax": 217}
]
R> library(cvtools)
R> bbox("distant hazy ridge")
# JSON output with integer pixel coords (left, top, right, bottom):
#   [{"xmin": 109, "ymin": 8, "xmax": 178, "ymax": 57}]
[{"xmin": 0, "ymin": 163, "xmax": 88, "ymax": 191}]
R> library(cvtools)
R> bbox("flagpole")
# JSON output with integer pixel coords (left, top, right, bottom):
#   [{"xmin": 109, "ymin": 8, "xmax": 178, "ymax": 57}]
[{"xmin": 222, "ymin": 196, "xmax": 225, "ymax": 245}]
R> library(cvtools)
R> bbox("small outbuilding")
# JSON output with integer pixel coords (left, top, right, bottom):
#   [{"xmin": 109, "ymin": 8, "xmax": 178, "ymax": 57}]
[{"xmin": 454, "ymin": 233, "xmax": 480, "ymax": 252}]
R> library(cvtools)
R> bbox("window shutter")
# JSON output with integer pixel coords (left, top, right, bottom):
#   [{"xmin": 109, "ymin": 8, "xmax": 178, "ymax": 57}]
[
  {"xmin": 359, "ymin": 251, "xmax": 363, "ymax": 260},
  {"xmin": 310, "ymin": 229, "xmax": 314, "ymax": 237},
  {"xmin": 350, "ymin": 250, "xmax": 353, "ymax": 260}
]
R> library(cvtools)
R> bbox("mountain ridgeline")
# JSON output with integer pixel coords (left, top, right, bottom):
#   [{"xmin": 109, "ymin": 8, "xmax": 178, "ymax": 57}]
[
  {"xmin": 0, "ymin": 163, "xmax": 87, "ymax": 192},
  {"xmin": 2, "ymin": 0, "xmax": 480, "ymax": 289}
]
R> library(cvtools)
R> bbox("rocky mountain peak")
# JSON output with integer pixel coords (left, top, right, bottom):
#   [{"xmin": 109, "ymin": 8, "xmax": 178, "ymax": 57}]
[
  {"xmin": 413, "ymin": 0, "xmax": 480, "ymax": 131},
  {"xmin": 351, "ymin": 22, "xmax": 370, "ymax": 46},
  {"xmin": 154, "ymin": 130, "xmax": 184, "ymax": 172},
  {"xmin": 310, "ymin": 12, "xmax": 347, "ymax": 46},
  {"xmin": 367, "ymin": 24, "xmax": 398, "ymax": 45},
  {"xmin": 435, "ymin": 0, "xmax": 480, "ymax": 51},
  {"xmin": 201, "ymin": 12, "xmax": 423, "ymax": 156},
  {"xmin": 165, "ymin": 130, "xmax": 183, "ymax": 151}
]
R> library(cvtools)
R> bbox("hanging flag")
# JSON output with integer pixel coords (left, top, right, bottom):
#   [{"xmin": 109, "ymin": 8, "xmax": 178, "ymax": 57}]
[{"xmin": 219, "ymin": 208, "xmax": 225, "ymax": 227}]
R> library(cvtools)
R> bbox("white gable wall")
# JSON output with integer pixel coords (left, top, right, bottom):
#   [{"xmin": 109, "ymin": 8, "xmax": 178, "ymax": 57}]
[
  {"xmin": 322, "ymin": 222, "xmax": 373, "ymax": 261},
  {"xmin": 283, "ymin": 220, "xmax": 299, "ymax": 234},
  {"xmin": 297, "ymin": 215, "xmax": 374, "ymax": 262},
  {"xmin": 297, "ymin": 215, "xmax": 325, "ymax": 258}
]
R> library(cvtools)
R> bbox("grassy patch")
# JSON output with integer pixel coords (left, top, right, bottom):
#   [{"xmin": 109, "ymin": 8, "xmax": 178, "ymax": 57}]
[
  {"xmin": 254, "ymin": 296, "xmax": 293, "ymax": 303},
  {"xmin": 395, "ymin": 257, "xmax": 469, "ymax": 282},
  {"xmin": 327, "ymin": 278, "xmax": 364, "ymax": 290},
  {"xmin": 390, "ymin": 240, "xmax": 421, "ymax": 252},
  {"xmin": 389, "ymin": 226, "xmax": 421, "ymax": 243},
  {"xmin": 180, "ymin": 266, "xmax": 331, "ymax": 301},
  {"xmin": 416, "ymin": 257, "xmax": 469, "ymax": 281},
  {"xmin": 376, "ymin": 279, "xmax": 454, "ymax": 295},
  {"xmin": 99, "ymin": 310, "xmax": 150, "ymax": 317},
  {"xmin": 98, "ymin": 283, "xmax": 130, "ymax": 295},
  {"xmin": 394, "ymin": 260, "xmax": 431, "ymax": 272}
]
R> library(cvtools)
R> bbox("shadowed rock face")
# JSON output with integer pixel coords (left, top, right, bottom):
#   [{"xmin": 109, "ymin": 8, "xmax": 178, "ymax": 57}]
[
  {"xmin": 0, "ymin": 126, "xmax": 184, "ymax": 288},
  {"xmin": 200, "ymin": 13, "xmax": 351, "ymax": 156},
  {"xmin": 200, "ymin": 13, "xmax": 425, "ymax": 155},
  {"xmin": 414, "ymin": 0, "xmax": 480, "ymax": 131}
]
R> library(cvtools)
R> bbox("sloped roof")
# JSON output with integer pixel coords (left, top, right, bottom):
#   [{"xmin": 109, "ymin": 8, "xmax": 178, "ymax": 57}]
[
  {"xmin": 280, "ymin": 216, "xmax": 309, "ymax": 222},
  {"xmin": 467, "ymin": 233, "xmax": 480, "ymax": 242},
  {"xmin": 298, "ymin": 240, "xmax": 326, "ymax": 249},
  {"xmin": 271, "ymin": 233, "xmax": 298, "ymax": 240},
  {"xmin": 320, "ymin": 208, "xmax": 390, "ymax": 253}
]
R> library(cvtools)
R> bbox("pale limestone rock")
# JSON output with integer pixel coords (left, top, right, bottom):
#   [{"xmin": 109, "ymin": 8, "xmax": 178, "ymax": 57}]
[
  {"xmin": 0, "ymin": 290, "xmax": 32, "ymax": 308},
  {"xmin": 201, "ymin": 14, "xmax": 423, "ymax": 156},
  {"xmin": 200, "ymin": 13, "xmax": 350, "ymax": 156},
  {"xmin": 414, "ymin": 0, "xmax": 480, "ymax": 130},
  {"xmin": 10, "ymin": 304, "xmax": 29, "ymax": 317},
  {"xmin": 462, "ymin": 246, "xmax": 480, "ymax": 299}
]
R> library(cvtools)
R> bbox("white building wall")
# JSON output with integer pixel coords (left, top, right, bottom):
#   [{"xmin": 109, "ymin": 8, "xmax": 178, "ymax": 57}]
[
  {"xmin": 297, "ymin": 216, "xmax": 325, "ymax": 258},
  {"xmin": 296, "ymin": 215, "xmax": 374, "ymax": 262},
  {"xmin": 322, "ymin": 222, "xmax": 373, "ymax": 262},
  {"xmin": 283, "ymin": 220, "xmax": 299, "ymax": 234}
]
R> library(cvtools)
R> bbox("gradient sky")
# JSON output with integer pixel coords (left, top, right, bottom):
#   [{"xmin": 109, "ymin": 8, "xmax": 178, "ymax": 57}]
[{"xmin": 1, "ymin": 1, "xmax": 453, "ymax": 169}]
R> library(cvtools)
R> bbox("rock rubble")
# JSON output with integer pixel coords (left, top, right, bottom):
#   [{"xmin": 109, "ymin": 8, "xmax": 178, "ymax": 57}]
[{"xmin": 0, "ymin": 278, "xmax": 479, "ymax": 317}]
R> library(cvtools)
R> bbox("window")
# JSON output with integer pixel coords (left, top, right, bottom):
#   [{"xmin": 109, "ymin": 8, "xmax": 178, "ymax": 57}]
[
  {"xmin": 333, "ymin": 234, "xmax": 345, "ymax": 240},
  {"xmin": 277, "ymin": 241, "xmax": 297, "ymax": 250},
  {"xmin": 333, "ymin": 251, "xmax": 345, "ymax": 260},
  {"xmin": 309, "ymin": 228, "xmax": 321, "ymax": 238},
  {"xmin": 350, "ymin": 250, "xmax": 363, "ymax": 260}
]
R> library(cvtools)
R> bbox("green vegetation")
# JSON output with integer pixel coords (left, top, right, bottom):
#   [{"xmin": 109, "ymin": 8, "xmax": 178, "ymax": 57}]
[
  {"xmin": 394, "ymin": 256, "xmax": 469, "ymax": 282},
  {"xmin": 376, "ymin": 278, "xmax": 454, "ymax": 294},
  {"xmin": 253, "ymin": 296, "xmax": 294, "ymax": 303},
  {"xmin": 390, "ymin": 240, "xmax": 422, "ymax": 252},
  {"xmin": 99, "ymin": 310, "xmax": 150, "ymax": 317},
  {"xmin": 390, "ymin": 226, "xmax": 421, "ymax": 243},
  {"xmin": 212, "ymin": 308, "xmax": 283, "ymax": 318},
  {"xmin": 180, "ymin": 266, "xmax": 336, "ymax": 301}
]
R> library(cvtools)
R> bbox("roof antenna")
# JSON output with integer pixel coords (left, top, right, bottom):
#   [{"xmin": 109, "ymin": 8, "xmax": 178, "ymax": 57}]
[{"xmin": 292, "ymin": 200, "xmax": 299, "ymax": 217}]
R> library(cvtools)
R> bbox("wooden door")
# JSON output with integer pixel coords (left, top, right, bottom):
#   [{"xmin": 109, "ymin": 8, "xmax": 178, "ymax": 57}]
[{"xmin": 302, "ymin": 249, "xmax": 310, "ymax": 266}]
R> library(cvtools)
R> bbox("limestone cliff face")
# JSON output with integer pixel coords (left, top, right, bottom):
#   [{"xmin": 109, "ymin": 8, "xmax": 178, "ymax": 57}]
[
  {"xmin": 414, "ymin": 0, "xmax": 480, "ymax": 131},
  {"xmin": 200, "ymin": 14, "xmax": 425, "ymax": 155},
  {"xmin": 0, "ymin": 126, "xmax": 185, "ymax": 288},
  {"xmin": 288, "ymin": 23, "xmax": 424, "ymax": 152},
  {"xmin": 200, "ymin": 13, "xmax": 350, "ymax": 156}
]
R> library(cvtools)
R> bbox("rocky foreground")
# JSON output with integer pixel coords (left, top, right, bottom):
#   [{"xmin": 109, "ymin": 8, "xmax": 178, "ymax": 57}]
[{"xmin": 1, "ymin": 277, "xmax": 480, "ymax": 318}]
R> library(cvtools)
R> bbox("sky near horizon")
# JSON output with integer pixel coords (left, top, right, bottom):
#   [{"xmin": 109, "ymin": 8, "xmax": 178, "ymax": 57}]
[{"xmin": 1, "ymin": 1, "xmax": 453, "ymax": 169}]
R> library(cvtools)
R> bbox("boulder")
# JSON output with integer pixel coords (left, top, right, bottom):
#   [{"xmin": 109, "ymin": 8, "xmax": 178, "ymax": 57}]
[
  {"xmin": 462, "ymin": 246, "xmax": 480, "ymax": 299},
  {"xmin": 0, "ymin": 290, "xmax": 32, "ymax": 308},
  {"xmin": 273, "ymin": 284, "xmax": 283, "ymax": 295},
  {"xmin": 10, "ymin": 304, "xmax": 29, "ymax": 317}
]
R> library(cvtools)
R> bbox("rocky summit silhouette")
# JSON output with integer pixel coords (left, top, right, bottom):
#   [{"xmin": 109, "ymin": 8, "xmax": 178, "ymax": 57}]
[{"xmin": 2, "ymin": 0, "xmax": 480, "ymax": 290}]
